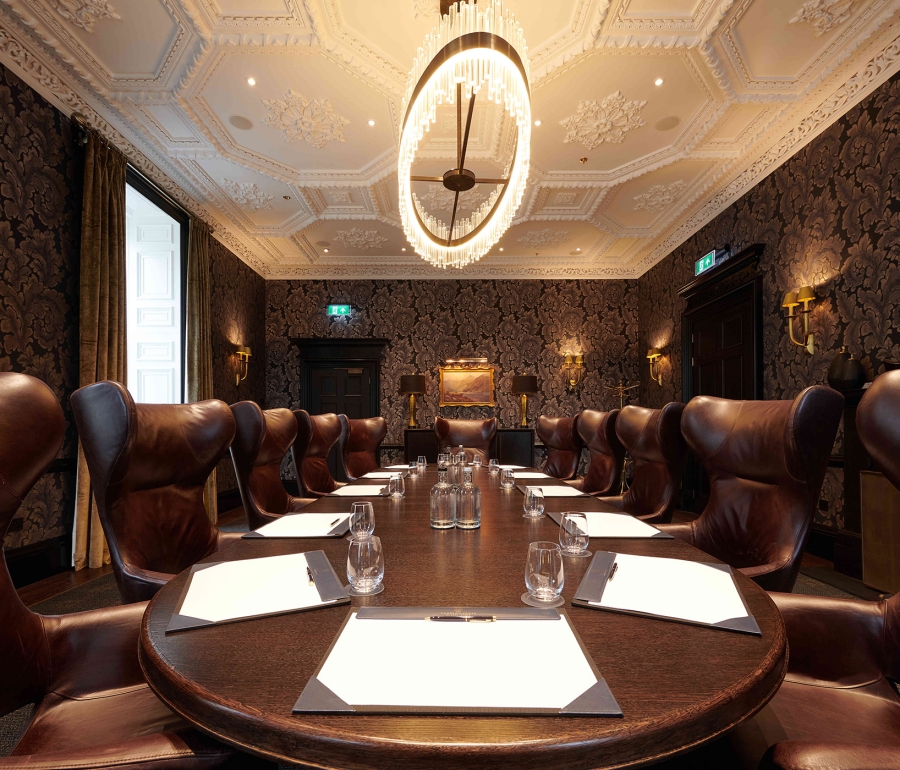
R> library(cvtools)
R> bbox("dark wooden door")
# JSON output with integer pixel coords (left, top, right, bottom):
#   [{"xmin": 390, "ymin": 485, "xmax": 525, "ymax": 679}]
[{"xmin": 691, "ymin": 295, "xmax": 755, "ymax": 400}]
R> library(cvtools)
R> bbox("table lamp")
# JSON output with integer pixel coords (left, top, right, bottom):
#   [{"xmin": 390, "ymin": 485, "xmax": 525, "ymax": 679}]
[
  {"xmin": 510, "ymin": 376, "xmax": 538, "ymax": 427},
  {"xmin": 400, "ymin": 375, "xmax": 427, "ymax": 428}
]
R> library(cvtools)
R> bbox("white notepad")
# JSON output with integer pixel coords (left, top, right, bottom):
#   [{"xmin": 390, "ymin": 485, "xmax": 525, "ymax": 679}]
[
  {"xmin": 178, "ymin": 553, "xmax": 338, "ymax": 623},
  {"xmin": 527, "ymin": 485, "xmax": 584, "ymax": 497},
  {"xmin": 514, "ymin": 471, "xmax": 552, "ymax": 479},
  {"xmin": 316, "ymin": 614, "xmax": 597, "ymax": 709},
  {"xmin": 330, "ymin": 484, "xmax": 386, "ymax": 496},
  {"xmin": 582, "ymin": 512, "xmax": 662, "ymax": 538},
  {"xmin": 362, "ymin": 471, "xmax": 397, "ymax": 479},
  {"xmin": 592, "ymin": 553, "xmax": 748, "ymax": 626},
  {"xmin": 250, "ymin": 513, "xmax": 350, "ymax": 538},
  {"xmin": 385, "ymin": 464, "xmax": 410, "ymax": 469},
  {"xmin": 499, "ymin": 464, "xmax": 525, "ymax": 469}
]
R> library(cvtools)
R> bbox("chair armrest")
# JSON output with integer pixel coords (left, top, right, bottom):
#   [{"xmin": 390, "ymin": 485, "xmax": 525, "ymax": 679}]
[
  {"xmin": 117, "ymin": 563, "xmax": 174, "ymax": 603},
  {"xmin": 565, "ymin": 478, "xmax": 584, "ymax": 491},
  {"xmin": 287, "ymin": 496, "xmax": 315, "ymax": 512},
  {"xmin": 656, "ymin": 521, "xmax": 695, "ymax": 544},
  {"xmin": 41, "ymin": 602, "xmax": 148, "ymax": 698},
  {"xmin": 769, "ymin": 592, "xmax": 886, "ymax": 687},
  {"xmin": 761, "ymin": 741, "xmax": 900, "ymax": 770},
  {"xmin": 596, "ymin": 495, "xmax": 625, "ymax": 511}
]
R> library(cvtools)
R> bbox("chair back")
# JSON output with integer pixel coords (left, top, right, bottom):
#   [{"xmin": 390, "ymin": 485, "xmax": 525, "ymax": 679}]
[
  {"xmin": 686, "ymin": 386, "xmax": 843, "ymax": 591},
  {"xmin": 71, "ymin": 381, "xmax": 235, "ymax": 601},
  {"xmin": 292, "ymin": 410, "xmax": 342, "ymax": 495},
  {"xmin": 230, "ymin": 402, "xmax": 299, "ymax": 530},
  {"xmin": 536, "ymin": 415, "xmax": 583, "ymax": 479},
  {"xmin": 0, "ymin": 373, "xmax": 65, "ymax": 717},
  {"xmin": 434, "ymin": 417, "xmax": 497, "ymax": 463},
  {"xmin": 338, "ymin": 415, "xmax": 387, "ymax": 480},
  {"xmin": 607, "ymin": 403, "xmax": 687, "ymax": 523},
  {"xmin": 577, "ymin": 409, "xmax": 624, "ymax": 494}
]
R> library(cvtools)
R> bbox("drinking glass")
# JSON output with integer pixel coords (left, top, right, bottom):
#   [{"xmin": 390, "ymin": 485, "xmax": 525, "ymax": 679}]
[
  {"xmin": 472, "ymin": 455, "xmax": 482, "ymax": 468},
  {"xmin": 417, "ymin": 455, "xmax": 427, "ymax": 474},
  {"xmin": 559, "ymin": 512, "xmax": 591, "ymax": 558},
  {"xmin": 408, "ymin": 461, "xmax": 418, "ymax": 478},
  {"xmin": 389, "ymin": 474, "xmax": 405, "ymax": 498},
  {"xmin": 489, "ymin": 459, "xmax": 500, "ymax": 475},
  {"xmin": 523, "ymin": 486, "xmax": 545, "ymax": 518},
  {"xmin": 523, "ymin": 541, "xmax": 564, "ymax": 607},
  {"xmin": 437, "ymin": 452, "xmax": 450, "ymax": 468},
  {"xmin": 501, "ymin": 468, "xmax": 515, "ymax": 489},
  {"xmin": 347, "ymin": 535, "xmax": 385, "ymax": 595},
  {"xmin": 349, "ymin": 501, "xmax": 374, "ymax": 540}
]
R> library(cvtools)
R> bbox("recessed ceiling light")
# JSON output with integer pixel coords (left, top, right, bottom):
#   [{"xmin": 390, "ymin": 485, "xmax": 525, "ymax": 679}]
[
  {"xmin": 654, "ymin": 78, "xmax": 664, "ymax": 86},
  {"xmin": 499, "ymin": 247, "xmax": 504, "ymax": 252},
  {"xmin": 368, "ymin": 119, "xmax": 376, "ymax": 126},
  {"xmin": 534, "ymin": 119, "xmax": 542, "ymax": 127},
  {"xmin": 283, "ymin": 195, "xmax": 291, "ymax": 200},
  {"xmin": 323, "ymin": 248, "xmax": 329, "ymax": 253},
  {"xmin": 247, "ymin": 77, "xmax": 257, "ymax": 86},
  {"xmin": 401, "ymin": 247, "xmax": 406, "ymax": 251},
  {"xmin": 579, "ymin": 157, "xmax": 588, "ymax": 164},
  {"xmin": 576, "ymin": 247, "xmax": 581, "ymax": 251}
]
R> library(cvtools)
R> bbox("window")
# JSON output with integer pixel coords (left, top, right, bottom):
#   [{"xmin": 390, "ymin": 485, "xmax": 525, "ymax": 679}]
[{"xmin": 125, "ymin": 169, "xmax": 189, "ymax": 404}]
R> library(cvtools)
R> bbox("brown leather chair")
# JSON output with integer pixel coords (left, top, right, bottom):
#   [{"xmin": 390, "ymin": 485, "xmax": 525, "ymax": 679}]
[
  {"xmin": 568, "ymin": 408, "xmax": 624, "ymax": 494},
  {"xmin": 71, "ymin": 380, "xmax": 240, "ymax": 604},
  {"xmin": 434, "ymin": 417, "xmax": 497, "ymax": 464},
  {"xmin": 338, "ymin": 414, "xmax": 387, "ymax": 481},
  {"xmin": 0, "ymin": 372, "xmax": 234, "ymax": 768},
  {"xmin": 660, "ymin": 386, "xmax": 843, "ymax": 592},
  {"xmin": 597, "ymin": 403, "xmax": 687, "ymax": 524},
  {"xmin": 536, "ymin": 414, "xmax": 583, "ymax": 479},
  {"xmin": 230, "ymin": 401, "xmax": 314, "ymax": 530},
  {"xmin": 747, "ymin": 372, "xmax": 900, "ymax": 770},
  {"xmin": 291, "ymin": 410, "xmax": 346, "ymax": 497}
]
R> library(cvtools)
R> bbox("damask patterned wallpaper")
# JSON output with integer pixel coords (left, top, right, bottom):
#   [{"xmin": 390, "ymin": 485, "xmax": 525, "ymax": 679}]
[
  {"xmin": 0, "ymin": 63, "xmax": 80, "ymax": 550},
  {"xmin": 265, "ymin": 280, "xmax": 641, "ymax": 456},
  {"xmin": 209, "ymin": 236, "xmax": 267, "ymax": 492},
  {"xmin": 638, "ymin": 71, "xmax": 900, "ymax": 530}
]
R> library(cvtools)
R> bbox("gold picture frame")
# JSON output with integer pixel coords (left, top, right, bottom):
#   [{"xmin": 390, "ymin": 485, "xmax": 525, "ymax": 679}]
[{"xmin": 438, "ymin": 366, "xmax": 495, "ymax": 407}]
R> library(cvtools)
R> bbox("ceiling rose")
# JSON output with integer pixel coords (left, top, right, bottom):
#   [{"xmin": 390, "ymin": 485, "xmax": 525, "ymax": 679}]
[{"xmin": 398, "ymin": 0, "xmax": 531, "ymax": 270}]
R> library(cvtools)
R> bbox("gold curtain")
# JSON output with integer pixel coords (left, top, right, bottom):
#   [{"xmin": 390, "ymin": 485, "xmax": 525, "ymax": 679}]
[
  {"xmin": 73, "ymin": 134, "xmax": 127, "ymax": 570},
  {"xmin": 186, "ymin": 217, "xmax": 217, "ymax": 523}
]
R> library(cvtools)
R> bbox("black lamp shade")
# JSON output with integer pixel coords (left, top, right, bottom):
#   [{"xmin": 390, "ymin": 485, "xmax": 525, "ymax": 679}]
[
  {"xmin": 510, "ymin": 375, "xmax": 538, "ymax": 394},
  {"xmin": 400, "ymin": 375, "xmax": 427, "ymax": 394}
]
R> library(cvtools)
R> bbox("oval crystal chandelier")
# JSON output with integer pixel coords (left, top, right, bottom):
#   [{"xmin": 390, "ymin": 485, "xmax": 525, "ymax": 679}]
[{"xmin": 399, "ymin": 0, "xmax": 531, "ymax": 270}]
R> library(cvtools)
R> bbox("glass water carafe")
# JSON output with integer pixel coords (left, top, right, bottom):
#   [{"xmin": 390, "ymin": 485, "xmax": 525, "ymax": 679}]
[
  {"xmin": 456, "ymin": 467, "xmax": 482, "ymax": 529},
  {"xmin": 430, "ymin": 467, "xmax": 456, "ymax": 529}
]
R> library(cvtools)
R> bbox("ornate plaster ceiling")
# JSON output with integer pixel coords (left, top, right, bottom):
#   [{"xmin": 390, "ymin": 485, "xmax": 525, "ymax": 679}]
[{"xmin": 1, "ymin": 0, "xmax": 899, "ymax": 278}]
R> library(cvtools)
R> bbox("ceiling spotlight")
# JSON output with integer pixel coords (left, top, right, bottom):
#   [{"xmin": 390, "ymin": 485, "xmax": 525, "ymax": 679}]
[
  {"xmin": 247, "ymin": 77, "xmax": 257, "ymax": 86},
  {"xmin": 576, "ymin": 247, "xmax": 581, "ymax": 252},
  {"xmin": 579, "ymin": 157, "xmax": 588, "ymax": 164},
  {"xmin": 534, "ymin": 119, "xmax": 542, "ymax": 127},
  {"xmin": 368, "ymin": 119, "xmax": 376, "ymax": 126},
  {"xmin": 283, "ymin": 195, "xmax": 291, "ymax": 200},
  {"xmin": 324, "ymin": 248, "xmax": 330, "ymax": 253},
  {"xmin": 402, "ymin": 247, "xmax": 407, "ymax": 251},
  {"xmin": 499, "ymin": 247, "xmax": 504, "ymax": 252},
  {"xmin": 654, "ymin": 78, "xmax": 664, "ymax": 86}
]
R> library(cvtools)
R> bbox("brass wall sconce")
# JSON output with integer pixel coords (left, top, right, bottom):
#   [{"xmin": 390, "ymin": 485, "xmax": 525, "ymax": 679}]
[
  {"xmin": 510, "ymin": 375, "xmax": 538, "ymax": 427},
  {"xmin": 400, "ymin": 374, "xmax": 427, "ymax": 428},
  {"xmin": 647, "ymin": 348, "xmax": 663, "ymax": 386},
  {"xmin": 235, "ymin": 345, "xmax": 252, "ymax": 386},
  {"xmin": 782, "ymin": 285, "xmax": 815, "ymax": 356},
  {"xmin": 563, "ymin": 354, "xmax": 584, "ymax": 393}
]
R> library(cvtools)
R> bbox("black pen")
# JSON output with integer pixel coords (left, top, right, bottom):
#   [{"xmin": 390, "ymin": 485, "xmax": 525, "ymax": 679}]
[
  {"xmin": 426, "ymin": 615, "xmax": 496, "ymax": 623},
  {"xmin": 608, "ymin": 562, "xmax": 619, "ymax": 581},
  {"xmin": 596, "ymin": 559, "xmax": 618, "ymax": 604},
  {"xmin": 307, "ymin": 566, "xmax": 315, "ymax": 586},
  {"xmin": 329, "ymin": 517, "xmax": 340, "ymax": 526}
]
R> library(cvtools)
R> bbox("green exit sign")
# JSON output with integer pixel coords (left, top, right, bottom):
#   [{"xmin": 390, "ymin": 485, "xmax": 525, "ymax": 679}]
[
  {"xmin": 695, "ymin": 250, "xmax": 716, "ymax": 276},
  {"xmin": 327, "ymin": 304, "xmax": 352, "ymax": 316}
]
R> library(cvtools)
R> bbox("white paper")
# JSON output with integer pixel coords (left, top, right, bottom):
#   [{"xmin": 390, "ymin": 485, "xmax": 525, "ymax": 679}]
[
  {"xmin": 252, "ymin": 513, "xmax": 351, "ymax": 538},
  {"xmin": 582, "ymin": 512, "xmax": 662, "ymax": 538},
  {"xmin": 330, "ymin": 484, "xmax": 386, "ymax": 496},
  {"xmin": 386, "ymin": 464, "xmax": 410, "ymax": 469},
  {"xmin": 528, "ymin": 485, "xmax": 584, "ymax": 497},
  {"xmin": 498, "ymin": 464, "xmax": 525, "ymax": 469},
  {"xmin": 363, "ymin": 471, "xmax": 397, "ymax": 479},
  {"xmin": 318, "ymin": 614, "xmax": 597, "ymax": 709},
  {"xmin": 513, "ymin": 472, "xmax": 552, "ymax": 479},
  {"xmin": 179, "ymin": 553, "xmax": 336, "ymax": 623},
  {"xmin": 592, "ymin": 553, "xmax": 748, "ymax": 625}
]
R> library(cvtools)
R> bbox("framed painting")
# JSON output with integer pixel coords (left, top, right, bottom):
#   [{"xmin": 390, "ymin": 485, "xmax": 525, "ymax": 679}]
[{"xmin": 439, "ymin": 367, "xmax": 495, "ymax": 407}]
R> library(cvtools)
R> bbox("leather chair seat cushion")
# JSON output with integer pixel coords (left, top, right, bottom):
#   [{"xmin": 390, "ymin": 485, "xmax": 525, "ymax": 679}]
[{"xmin": 9, "ymin": 684, "xmax": 232, "ymax": 767}]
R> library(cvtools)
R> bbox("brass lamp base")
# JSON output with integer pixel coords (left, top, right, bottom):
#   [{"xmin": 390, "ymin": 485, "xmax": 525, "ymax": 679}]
[
  {"xmin": 518, "ymin": 393, "xmax": 528, "ymax": 427},
  {"xmin": 408, "ymin": 393, "xmax": 419, "ymax": 428}
]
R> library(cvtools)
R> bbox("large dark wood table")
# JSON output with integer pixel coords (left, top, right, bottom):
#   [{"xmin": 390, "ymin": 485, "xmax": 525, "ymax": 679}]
[{"xmin": 139, "ymin": 467, "xmax": 786, "ymax": 769}]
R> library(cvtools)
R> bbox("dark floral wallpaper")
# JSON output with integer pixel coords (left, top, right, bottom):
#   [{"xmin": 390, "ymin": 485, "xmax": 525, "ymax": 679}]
[
  {"xmin": 210, "ymin": 236, "xmax": 267, "ymax": 492},
  {"xmin": 638, "ymin": 71, "xmax": 900, "ymax": 530},
  {"xmin": 265, "ymin": 280, "xmax": 641, "ymax": 464},
  {"xmin": 0, "ymin": 63, "xmax": 79, "ymax": 551}
]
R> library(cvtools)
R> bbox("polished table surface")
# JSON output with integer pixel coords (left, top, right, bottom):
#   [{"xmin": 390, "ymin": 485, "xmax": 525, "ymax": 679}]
[{"xmin": 139, "ymin": 467, "xmax": 786, "ymax": 769}]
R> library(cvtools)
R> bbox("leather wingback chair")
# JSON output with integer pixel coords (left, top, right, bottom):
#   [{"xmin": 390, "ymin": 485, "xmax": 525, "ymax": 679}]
[
  {"xmin": 659, "ymin": 386, "xmax": 843, "ymax": 592},
  {"xmin": 434, "ymin": 417, "xmax": 497, "ymax": 464},
  {"xmin": 338, "ymin": 414, "xmax": 387, "ymax": 481},
  {"xmin": 230, "ymin": 401, "xmax": 314, "ymax": 530},
  {"xmin": 536, "ymin": 415, "xmax": 583, "ymax": 479},
  {"xmin": 71, "ymin": 380, "xmax": 239, "ymax": 603},
  {"xmin": 569, "ymin": 409, "xmax": 624, "ymax": 494},
  {"xmin": 0, "ymin": 372, "xmax": 234, "ymax": 768},
  {"xmin": 597, "ymin": 403, "xmax": 687, "ymax": 524},
  {"xmin": 292, "ymin": 410, "xmax": 345, "ymax": 497}
]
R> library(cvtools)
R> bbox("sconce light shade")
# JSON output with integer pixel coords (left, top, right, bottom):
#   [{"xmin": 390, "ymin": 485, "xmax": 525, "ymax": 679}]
[
  {"xmin": 510, "ymin": 375, "xmax": 538, "ymax": 394},
  {"xmin": 782, "ymin": 291, "xmax": 799, "ymax": 308},
  {"xmin": 797, "ymin": 285, "xmax": 815, "ymax": 303},
  {"xmin": 646, "ymin": 348, "xmax": 661, "ymax": 361},
  {"xmin": 237, "ymin": 345, "xmax": 252, "ymax": 357},
  {"xmin": 235, "ymin": 345, "xmax": 252, "ymax": 386},
  {"xmin": 399, "ymin": 374, "xmax": 427, "ymax": 394},
  {"xmin": 782, "ymin": 284, "xmax": 816, "ymax": 356}
]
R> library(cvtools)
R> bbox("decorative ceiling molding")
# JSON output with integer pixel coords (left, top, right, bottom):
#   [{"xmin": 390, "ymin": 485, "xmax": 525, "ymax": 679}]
[
  {"xmin": 50, "ymin": 0, "xmax": 120, "ymax": 32},
  {"xmin": 559, "ymin": 91, "xmax": 647, "ymax": 150},
  {"xmin": 333, "ymin": 227, "xmax": 388, "ymax": 250},
  {"xmin": 517, "ymin": 228, "xmax": 571, "ymax": 249},
  {"xmin": 262, "ymin": 88, "xmax": 350, "ymax": 148},
  {"xmin": 790, "ymin": 0, "xmax": 855, "ymax": 37},
  {"xmin": 633, "ymin": 180, "xmax": 687, "ymax": 213},
  {"xmin": 222, "ymin": 178, "xmax": 273, "ymax": 211}
]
